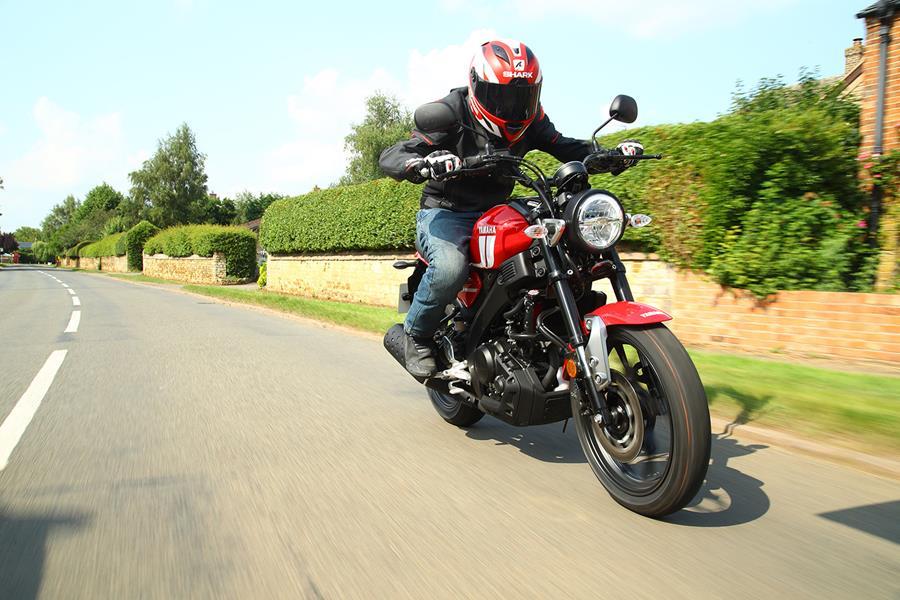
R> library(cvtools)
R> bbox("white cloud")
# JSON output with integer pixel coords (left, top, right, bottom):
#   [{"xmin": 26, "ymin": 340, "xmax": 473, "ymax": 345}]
[
  {"xmin": 0, "ymin": 98, "xmax": 146, "ymax": 229},
  {"xmin": 263, "ymin": 30, "xmax": 496, "ymax": 191},
  {"xmin": 6, "ymin": 97, "xmax": 127, "ymax": 191},
  {"xmin": 512, "ymin": 0, "xmax": 794, "ymax": 39}
]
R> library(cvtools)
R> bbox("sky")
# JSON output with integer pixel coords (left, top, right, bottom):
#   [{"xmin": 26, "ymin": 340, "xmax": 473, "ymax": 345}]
[{"xmin": 0, "ymin": 0, "xmax": 866, "ymax": 231}]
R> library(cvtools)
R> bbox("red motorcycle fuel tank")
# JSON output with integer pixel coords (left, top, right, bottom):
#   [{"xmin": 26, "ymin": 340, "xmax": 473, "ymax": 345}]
[{"xmin": 470, "ymin": 204, "xmax": 532, "ymax": 269}]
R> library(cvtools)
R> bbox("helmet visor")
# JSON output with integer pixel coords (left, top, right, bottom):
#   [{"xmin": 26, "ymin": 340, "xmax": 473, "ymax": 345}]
[{"xmin": 473, "ymin": 80, "xmax": 541, "ymax": 122}]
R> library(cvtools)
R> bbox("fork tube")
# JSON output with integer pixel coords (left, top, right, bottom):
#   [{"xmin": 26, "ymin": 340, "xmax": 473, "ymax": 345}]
[{"xmin": 605, "ymin": 248, "xmax": 634, "ymax": 302}]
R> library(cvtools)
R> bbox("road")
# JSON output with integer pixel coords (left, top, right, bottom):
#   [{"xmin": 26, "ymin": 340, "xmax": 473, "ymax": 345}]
[{"xmin": 0, "ymin": 264, "xmax": 897, "ymax": 599}]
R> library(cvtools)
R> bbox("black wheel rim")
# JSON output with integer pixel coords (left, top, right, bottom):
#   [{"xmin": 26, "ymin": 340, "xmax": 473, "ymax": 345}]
[{"xmin": 579, "ymin": 337, "xmax": 674, "ymax": 496}]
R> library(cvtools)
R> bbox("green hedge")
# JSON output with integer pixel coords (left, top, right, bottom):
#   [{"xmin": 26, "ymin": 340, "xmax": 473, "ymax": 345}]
[
  {"xmin": 260, "ymin": 77, "xmax": 875, "ymax": 297},
  {"xmin": 65, "ymin": 240, "xmax": 94, "ymax": 259},
  {"xmin": 124, "ymin": 220, "xmax": 159, "ymax": 271},
  {"xmin": 260, "ymin": 178, "xmax": 420, "ymax": 254},
  {"xmin": 144, "ymin": 224, "xmax": 257, "ymax": 279},
  {"xmin": 80, "ymin": 233, "xmax": 126, "ymax": 258}
]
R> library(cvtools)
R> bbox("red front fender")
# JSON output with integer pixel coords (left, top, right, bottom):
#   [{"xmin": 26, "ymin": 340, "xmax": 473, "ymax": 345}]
[{"xmin": 585, "ymin": 301, "xmax": 672, "ymax": 328}]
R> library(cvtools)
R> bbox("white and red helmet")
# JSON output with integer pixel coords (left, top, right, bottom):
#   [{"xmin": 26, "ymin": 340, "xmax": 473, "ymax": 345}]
[{"xmin": 468, "ymin": 39, "xmax": 543, "ymax": 144}]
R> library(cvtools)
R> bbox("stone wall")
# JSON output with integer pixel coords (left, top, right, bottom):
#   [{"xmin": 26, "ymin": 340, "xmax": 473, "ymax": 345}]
[
  {"xmin": 267, "ymin": 251, "xmax": 900, "ymax": 369},
  {"xmin": 267, "ymin": 252, "xmax": 410, "ymax": 306},
  {"xmin": 79, "ymin": 257, "xmax": 100, "ymax": 270},
  {"xmin": 60, "ymin": 257, "xmax": 78, "ymax": 268},
  {"xmin": 143, "ymin": 252, "xmax": 227, "ymax": 284},
  {"xmin": 100, "ymin": 255, "xmax": 129, "ymax": 273}
]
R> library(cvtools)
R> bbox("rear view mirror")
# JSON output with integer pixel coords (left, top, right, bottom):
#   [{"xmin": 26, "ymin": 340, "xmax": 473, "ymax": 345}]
[
  {"xmin": 414, "ymin": 102, "xmax": 457, "ymax": 133},
  {"xmin": 609, "ymin": 95, "xmax": 638, "ymax": 124}
]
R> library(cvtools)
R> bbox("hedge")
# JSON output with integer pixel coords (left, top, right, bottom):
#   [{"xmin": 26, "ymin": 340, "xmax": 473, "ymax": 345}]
[
  {"xmin": 80, "ymin": 233, "xmax": 126, "ymax": 258},
  {"xmin": 260, "ymin": 77, "xmax": 875, "ymax": 297},
  {"xmin": 123, "ymin": 220, "xmax": 159, "ymax": 271},
  {"xmin": 65, "ymin": 240, "xmax": 94, "ymax": 259},
  {"xmin": 260, "ymin": 178, "xmax": 420, "ymax": 254},
  {"xmin": 144, "ymin": 224, "xmax": 257, "ymax": 279}
]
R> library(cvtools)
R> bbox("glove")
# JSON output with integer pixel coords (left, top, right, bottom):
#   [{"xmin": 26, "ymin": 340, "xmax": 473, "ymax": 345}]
[
  {"xmin": 403, "ymin": 157, "xmax": 427, "ymax": 184},
  {"xmin": 615, "ymin": 139, "xmax": 644, "ymax": 168},
  {"xmin": 424, "ymin": 150, "xmax": 462, "ymax": 179}
]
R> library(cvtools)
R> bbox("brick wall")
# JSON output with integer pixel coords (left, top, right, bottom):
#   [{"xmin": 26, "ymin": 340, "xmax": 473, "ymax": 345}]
[
  {"xmin": 143, "ymin": 252, "xmax": 227, "ymax": 284},
  {"xmin": 860, "ymin": 13, "xmax": 900, "ymax": 154},
  {"xmin": 267, "ymin": 252, "xmax": 900, "ymax": 370},
  {"xmin": 60, "ymin": 257, "xmax": 78, "ymax": 268},
  {"xmin": 860, "ymin": 12, "xmax": 900, "ymax": 290}
]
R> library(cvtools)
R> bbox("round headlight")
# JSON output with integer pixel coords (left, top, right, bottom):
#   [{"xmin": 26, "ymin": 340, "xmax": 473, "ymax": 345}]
[{"xmin": 564, "ymin": 190, "xmax": 624, "ymax": 252}]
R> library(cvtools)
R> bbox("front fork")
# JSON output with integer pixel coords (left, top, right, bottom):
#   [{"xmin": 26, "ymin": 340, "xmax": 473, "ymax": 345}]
[{"xmin": 542, "ymin": 240, "xmax": 623, "ymax": 424}]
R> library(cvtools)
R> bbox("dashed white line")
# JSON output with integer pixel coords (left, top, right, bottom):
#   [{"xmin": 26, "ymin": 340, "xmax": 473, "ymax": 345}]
[
  {"xmin": 61, "ymin": 283, "xmax": 69, "ymax": 288},
  {"xmin": 72, "ymin": 296, "xmax": 81, "ymax": 306},
  {"xmin": 64, "ymin": 311, "xmax": 81, "ymax": 333},
  {"xmin": 0, "ymin": 350, "xmax": 68, "ymax": 471},
  {"xmin": 67, "ymin": 289, "xmax": 75, "ymax": 295}
]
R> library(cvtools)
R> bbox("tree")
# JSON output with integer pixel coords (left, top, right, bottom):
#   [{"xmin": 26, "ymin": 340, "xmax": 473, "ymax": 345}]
[
  {"xmin": 233, "ymin": 191, "xmax": 285, "ymax": 223},
  {"xmin": 13, "ymin": 226, "xmax": 42, "ymax": 241},
  {"xmin": 196, "ymin": 195, "xmax": 237, "ymax": 225},
  {"xmin": 0, "ymin": 232, "xmax": 18, "ymax": 253},
  {"xmin": 129, "ymin": 123, "xmax": 209, "ymax": 228},
  {"xmin": 76, "ymin": 183, "xmax": 123, "ymax": 222},
  {"xmin": 341, "ymin": 92, "xmax": 413, "ymax": 185},
  {"xmin": 41, "ymin": 195, "xmax": 80, "ymax": 240}
]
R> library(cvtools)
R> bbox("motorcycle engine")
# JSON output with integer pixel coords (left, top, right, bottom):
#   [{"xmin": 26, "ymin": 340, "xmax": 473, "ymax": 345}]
[{"xmin": 470, "ymin": 340, "xmax": 545, "ymax": 426}]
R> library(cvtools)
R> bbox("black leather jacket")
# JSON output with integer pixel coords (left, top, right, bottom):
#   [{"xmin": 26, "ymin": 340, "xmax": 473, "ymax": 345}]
[{"xmin": 380, "ymin": 87, "xmax": 608, "ymax": 212}]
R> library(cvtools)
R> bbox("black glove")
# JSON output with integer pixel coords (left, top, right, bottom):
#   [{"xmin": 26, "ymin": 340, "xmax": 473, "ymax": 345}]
[
  {"xmin": 403, "ymin": 157, "xmax": 428, "ymax": 184},
  {"xmin": 424, "ymin": 150, "xmax": 462, "ymax": 179},
  {"xmin": 610, "ymin": 139, "xmax": 643, "ymax": 175}
]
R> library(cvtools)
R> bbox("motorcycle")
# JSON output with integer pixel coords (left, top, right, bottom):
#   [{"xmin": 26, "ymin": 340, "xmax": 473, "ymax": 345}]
[{"xmin": 384, "ymin": 95, "xmax": 710, "ymax": 517}]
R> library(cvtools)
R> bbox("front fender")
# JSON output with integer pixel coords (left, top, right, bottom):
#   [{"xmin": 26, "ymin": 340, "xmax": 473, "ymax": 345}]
[
  {"xmin": 585, "ymin": 301, "xmax": 672, "ymax": 328},
  {"xmin": 581, "ymin": 302, "xmax": 671, "ymax": 388}
]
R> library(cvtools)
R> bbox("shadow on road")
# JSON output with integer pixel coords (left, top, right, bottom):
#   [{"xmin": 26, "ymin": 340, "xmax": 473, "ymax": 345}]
[
  {"xmin": 465, "ymin": 421, "xmax": 586, "ymax": 464},
  {"xmin": 466, "ymin": 417, "xmax": 772, "ymax": 527},
  {"xmin": 666, "ymin": 433, "xmax": 770, "ymax": 527},
  {"xmin": 0, "ymin": 507, "xmax": 90, "ymax": 600},
  {"xmin": 706, "ymin": 384, "xmax": 773, "ymax": 436},
  {"xmin": 819, "ymin": 500, "xmax": 900, "ymax": 545}
]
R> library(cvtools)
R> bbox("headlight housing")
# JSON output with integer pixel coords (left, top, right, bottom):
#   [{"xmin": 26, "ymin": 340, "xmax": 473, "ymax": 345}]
[{"xmin": 563, "ymin": 189, "xmax": 625, "ymax": 253}]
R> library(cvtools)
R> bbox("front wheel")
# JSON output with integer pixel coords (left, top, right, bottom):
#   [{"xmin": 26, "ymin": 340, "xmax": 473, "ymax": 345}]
[
  {"xmin": 572, "ymin": 323, "xmax": 710, "ymax": 517},
  {"xmin": 428, "ymin": 388, "xmax": 484, "ymax": 427}
]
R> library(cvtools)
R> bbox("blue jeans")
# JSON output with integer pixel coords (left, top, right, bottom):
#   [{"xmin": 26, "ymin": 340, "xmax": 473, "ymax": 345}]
[{"xmin": 405, "ymin": 208, "xmax": 482, "ymax": 338}]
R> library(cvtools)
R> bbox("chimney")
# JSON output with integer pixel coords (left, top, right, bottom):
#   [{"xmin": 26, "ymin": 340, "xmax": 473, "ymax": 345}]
[{"xmin": 845, "ymin": 38, "xmax": 864, "ymax": 75}]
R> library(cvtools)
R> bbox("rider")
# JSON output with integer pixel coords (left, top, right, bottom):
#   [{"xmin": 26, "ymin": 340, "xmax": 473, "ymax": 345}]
[{"xmin": 380, "ymin": 39, "xmax": 643, "ymax": 378}]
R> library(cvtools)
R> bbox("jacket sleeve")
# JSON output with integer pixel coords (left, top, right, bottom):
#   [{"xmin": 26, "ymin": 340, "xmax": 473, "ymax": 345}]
[
  {"xmin": 530, "ymin": 109, "xmax": 594, "ymax": 164},
  {"xmin": 380, "ymin": 129, "xmax": 452, "ymax": 182}
]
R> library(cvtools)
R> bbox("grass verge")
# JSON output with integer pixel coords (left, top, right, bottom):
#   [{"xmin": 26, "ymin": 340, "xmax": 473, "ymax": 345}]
[
  {"xmin": 105, "ymin": 273, "xmax": 182, "ymax": 285},
  {"xmin": 181, "ymin": 284, "xmax": 900, "ymax": 453}
]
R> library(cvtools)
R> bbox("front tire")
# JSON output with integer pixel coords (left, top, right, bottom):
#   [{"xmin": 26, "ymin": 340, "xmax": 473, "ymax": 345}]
[
  {"xmin": 427, "ymin": 388, "xmax": 484, "ymax": 427},
  {"xmin": 573, "ymin": 323, "xmax": 710, "ymax": 517}
]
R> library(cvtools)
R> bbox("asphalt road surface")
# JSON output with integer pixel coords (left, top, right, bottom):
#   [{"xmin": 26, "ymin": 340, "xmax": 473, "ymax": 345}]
[{"xmin": 1, "ymin": 265, "xmax": 898, "ymax": 599}]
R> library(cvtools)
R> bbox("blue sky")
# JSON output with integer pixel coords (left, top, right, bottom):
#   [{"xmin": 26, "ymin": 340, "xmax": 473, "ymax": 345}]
[{"xmin": 0, "ymin": 0, "xmax": 865, "ymax": 230}]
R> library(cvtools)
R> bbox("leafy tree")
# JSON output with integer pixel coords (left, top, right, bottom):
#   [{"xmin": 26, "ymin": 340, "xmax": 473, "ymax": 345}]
[
  {"xmin": 233, "ymin": 191, "xmax": 284, "ymax": 223},
  {"xmin": 196, "ymin": 195, "xmax": 237, "ymax": 225},
  {"xmin": 13, "ymin": 226, "xmax": 42, "ymax": 241},
  {"xmin": 41, "ymin": 195, "xmax": 80, "ymax": 240},
  {"xmin": 340, "ymin": 93, "xmax": 413, "ymax": 185},
  {"xmin": 129, "ymin": 123, "xmax": 209, "ymax": 228},
  {"xmin": 76, "ymin": 183, "xmax": 124, "ymax": 222},
  {"xmin": 0, "ymin": 232, "xmax": 18, "ymax": 253}
]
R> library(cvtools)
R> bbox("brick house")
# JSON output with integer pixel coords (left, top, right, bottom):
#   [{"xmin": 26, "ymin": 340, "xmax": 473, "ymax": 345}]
[{"xmin": 856, "ymin": 0, "xmax": 900, "ymax": 288}]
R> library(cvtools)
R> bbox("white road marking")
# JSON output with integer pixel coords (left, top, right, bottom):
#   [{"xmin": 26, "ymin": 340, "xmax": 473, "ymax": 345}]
[
  {"xmin": 0, "ymin": 350, "xmax": 68, "ymax": 471},
  {"xmin": 61, "ymin": 283, "xmax": 69, "ymax": 288},
  {"xmin": 65, "ymin": 311, "xmax": 81, "ymax": 333},
  {"xmin": 72, "ymin": 296, "xmax": 81, "ymax": 306},
  {"xmin": 67, "ymin": 289, "xmax": 75, "ymax": 296}
]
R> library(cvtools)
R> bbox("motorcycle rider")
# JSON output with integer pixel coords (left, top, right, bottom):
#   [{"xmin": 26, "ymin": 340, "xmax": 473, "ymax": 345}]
[{"xmin": 380, "ymin": 39, "xmax": 643, "ymax": 378}]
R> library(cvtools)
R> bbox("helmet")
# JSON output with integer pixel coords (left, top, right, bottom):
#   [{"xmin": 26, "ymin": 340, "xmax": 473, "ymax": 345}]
[{"xmin": 468, "ymin": 40, "xmax": 542, "ymax": 144}]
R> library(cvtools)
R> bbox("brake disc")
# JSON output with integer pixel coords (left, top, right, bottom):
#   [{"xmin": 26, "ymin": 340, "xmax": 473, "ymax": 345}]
[{"xmin": 591, "ymin": 370, "xmax": 645, "ymax": 463}]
